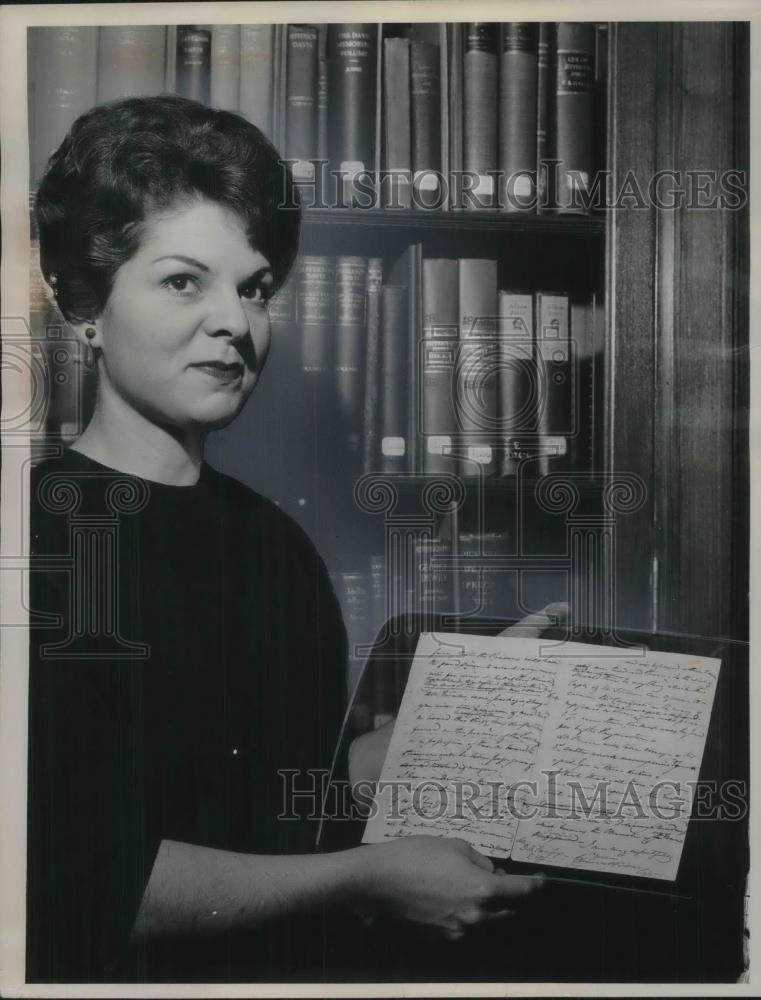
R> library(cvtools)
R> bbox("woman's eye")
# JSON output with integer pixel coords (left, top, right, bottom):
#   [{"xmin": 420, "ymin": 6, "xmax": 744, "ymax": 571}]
[
  {"xmin": 240, "ymin": 281, "xmax": 267, "ymax": 304},
  {"xmin": 163, "ymin": 274, "xmax": 200, "ymax": 296}
]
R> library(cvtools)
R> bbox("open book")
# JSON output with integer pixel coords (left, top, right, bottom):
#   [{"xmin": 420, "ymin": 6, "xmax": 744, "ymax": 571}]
[{"xmin": 362, "ymin": 632, "xmax": 721, "ymax": 882}]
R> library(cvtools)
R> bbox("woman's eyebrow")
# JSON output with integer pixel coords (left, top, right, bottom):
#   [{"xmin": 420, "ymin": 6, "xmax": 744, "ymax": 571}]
[
  {"xmin": 241, "ymin": 265, "xmax": 274, "ymax": 283},
  {"xmin": 152, "ymin": 254, "xmax": 209, "ymax": 270}
]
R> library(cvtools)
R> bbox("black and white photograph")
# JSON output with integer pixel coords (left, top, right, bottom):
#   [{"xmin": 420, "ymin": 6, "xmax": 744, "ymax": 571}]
[{"xmin": 0, "ymin": 1, "xmax": 755, "ymax": 994}]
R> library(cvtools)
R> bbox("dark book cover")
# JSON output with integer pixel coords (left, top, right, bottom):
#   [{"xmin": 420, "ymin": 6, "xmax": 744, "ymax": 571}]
[
  {"xmin": 535, "ymin": 291, "xmax": 572, "ymax": 474},
  {"xmin": 96, "ymin": 26, "xmax": 166, "ymax": 103},
  {"xmin": 388, "ymin": 244, "xmax": 423, "ymax": 472},
  {"xmin": 383, "ymin": 36, "xmax": 412, "ymax": 209},
  {"xmin": 499, "ymin": 23, "xmax": 538, "ymax": 212},
  {"xmin": 463, "ymin": 22, "xmax": 498, "ymax": 209},
  {"xmin": 298, "ymin": 255, "xmax": 335, "ymax": 375},
  {"xmin": 457, "ymin": 258, "xmax": 499, "ymax": 477},
  {"xmin": 335, "ymin": 256, "xmax": 368, "ymax": 462},
  {"xmin": 210, "ymin": 24, "xmax": 240, "ymax": 111},
  {"xmin": 176, "ymin": 25, "xmax": 211, "ymax": 104},
  {"xmin": 422, "ymin": 259, "xmax": 459, "ymax": 475},
  {"xmin": 553, "ymin": 22, "xmax": 595, "ymax": 212},
  {"xmin": 286, "ymin": 24, "xmax": 319, "ymax": 183},
  {"xmin": 410, "ymin": 39, "xmax": 442, "ymax": 205},
  {"xmin": 240, "ymin": 24, "xmax": 274, "ymax": 137},
  {"xmin": 327, "ymin": 24, "xmax": 378, "ymax": 183},
  {"xmin": 379, "ymin": 285, "xmax": 409, "ymax": 475},
  {"xmin": 498, "ymin": 291, "xmax": 536, "ymax": 476},
  {"xmin": 447, "ymin": 22, "xmax": 463, "ymax": 208},
  {"xmin": 27, "ymin": 27, "xmax": 98, "ymax": 187},
  {"xmin": 536, "ymin": 22, "xmax": 552, "ymax": 213},
  {"xmin": 362, "ymin": 259, "xmax": 384, "ymax": 475}
]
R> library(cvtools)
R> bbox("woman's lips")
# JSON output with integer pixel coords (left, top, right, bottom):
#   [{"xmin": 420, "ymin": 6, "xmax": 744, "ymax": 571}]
[{"xmin": 191, "ymin": 361, "xmax": 244, "ymax": 384}]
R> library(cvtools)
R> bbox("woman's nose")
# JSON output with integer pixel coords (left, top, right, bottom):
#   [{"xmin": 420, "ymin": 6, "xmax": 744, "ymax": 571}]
[{"xmin": 204, "ymin": 286, "xmax": 250, "ymax": 340}]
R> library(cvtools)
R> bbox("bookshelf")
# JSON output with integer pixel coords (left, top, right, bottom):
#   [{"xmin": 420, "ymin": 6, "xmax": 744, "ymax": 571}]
[{"xmin": 26, "ymin": 21, "xmax": 748, "ymax": 736}]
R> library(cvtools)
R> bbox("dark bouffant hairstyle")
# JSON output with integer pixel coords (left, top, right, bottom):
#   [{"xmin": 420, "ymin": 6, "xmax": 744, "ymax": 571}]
[{"xmin": 36, "ymin": 95, "xmax": 301, "ymax": 323}]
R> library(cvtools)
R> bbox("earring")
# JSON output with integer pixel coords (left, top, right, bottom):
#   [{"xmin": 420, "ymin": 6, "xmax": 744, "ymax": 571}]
[{"xmin": 84, "ymin": 326, "xmax": 97, "ymax": 369}]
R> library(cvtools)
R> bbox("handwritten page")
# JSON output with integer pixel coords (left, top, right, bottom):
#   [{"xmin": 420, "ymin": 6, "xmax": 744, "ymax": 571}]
[
  {"xmin": 362, "ymin": 633, "xmax": 720, "ymax": 880},
  {"xmin": 510, "ymin": 648, "xmax": 720, "ymax": 880},
  {"xmin": 362, "ymin": 632, "xmax": 563, "ymax": 858}
]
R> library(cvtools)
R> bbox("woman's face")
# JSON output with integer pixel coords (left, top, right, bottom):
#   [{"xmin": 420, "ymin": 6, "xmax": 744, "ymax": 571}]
[{"xmin": 96, "ymin": 198, "xmax": 274, "ymax": 431}]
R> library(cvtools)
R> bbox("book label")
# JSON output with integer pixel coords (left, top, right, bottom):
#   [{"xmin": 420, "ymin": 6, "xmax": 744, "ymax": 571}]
[
  {"xmin": 382, "ymin": 437, "xmax": 406, "ymax": 457},
  {"xmin": 427, "ymin": 436, "xmax": 453, "ymax": 456},
  {"xmin": 502, "ymin": 23, "xmax": 538, "ymax": 53},
  {"xmin": 467, "ymin": 445, "xmax": 493, "ymax": 464},
  {"xmin": 557, "ymin": 49, "xmax": 594, "ymax": 94},
  {"xmin": 542, "ymin": 436, "xmax": 568, "ymax": 456}
]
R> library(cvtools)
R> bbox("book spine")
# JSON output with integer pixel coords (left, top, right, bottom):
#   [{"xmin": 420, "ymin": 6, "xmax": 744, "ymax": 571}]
[
  {"xmin": 335, "ymin": 256, "xmax": 368, "ymax": 461},
  {"xmin": 272, "ymin": 24, "xmax": 289, "ymax": 152},
  {"xmin": 210, "ymin": 24, "xmax": 240, "ymax": 111},
  {"xmin": 553, "ymin": 22, "xmax": 595, "ymax": 212},
  {"xmin": 327, "ymin": 24, "xmax": 377, "ymax": 180},
  {"xmin": 458, "ymin": 530, "xmax": 510, "ymax": 616},
  {"xmin": 463, "ymin": 23, "xmax": 498, "ymax": 209},
  {"xmin": 240, "ymin": 24, "xmax": 274, "ymax": 137},
  {"xmin": 439, "ymin": 24, "xmax": 450, "ymax": 212},
  {"xmin": 499, "ymin": 23, "xmax": 538, "ymax": 212},
  {"xmin": 498, "ymin": 291, "xmax": 535, "ymax": 476},
  {"xmin": 297, "ymin": 256, "xmax": 335, "ymax": 376},
  {"xmin": 379, "ymin": 285, "xmax": 409, "ymax": 474},
  {"xmin": 594, "ymin": 22, "xmax": 608, "ymax": 206},
  {"xmin": 176, "ymin": 25, "xmax": 211, "ymax": 104},
  {"xmin": 317, "ymin": 26, "xmax": 329, "ymax": 162},
  {"xmin": 165, "ymin": 25, "xmax": 177, "ymax": 92},
  {"xmin": 448, "ymin": 23, "xmax": 463, "ymax": 208},
  {"xmin": 536, "ymin": 22, "xmax": 551, "ymax": 213},
  {"xmin": 362, "ymin": 258, "xmax": 384, "ymax": 475},
  {"xmin": 383, "ymin": 37, "xmax": 412, "ymax": 209},
  {"xmin": 285, "ymin": 24, "xmax": 319, "ymax": 185},
  {"xmin": 28, "ymin": 27, "xmax": 98, "ymax": 187},
  {"xmin": 410, "ymin": 39, "xmax": 442, "ymax": 205},
  {"xmin": 340, "ymin": 568, "xmax": 370, "ymax": 677},
  {"xmin": 415, "ymin": 534, "xmax": 454, "ymax": 622},
  {"xmin": 457, "ymin": 258, "xmax": 499, "ymax": 476},
  {"xmin": 535, "ymin": 291, "xmax": 572, "ymax": 475},
  {"xmin": 96, "ymin": 26, "xmax": 166, "ymax": 103},
  {"xmin": 422, "ymin": 258, "xmax": 459, "ymax": 474}
]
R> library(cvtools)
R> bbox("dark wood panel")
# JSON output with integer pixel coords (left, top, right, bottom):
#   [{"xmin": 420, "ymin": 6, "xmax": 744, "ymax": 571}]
[
  {"xmin": 655, "ymin": 22, "xmax": 747, "ymax": 642},
  {"xmin": 606, "ymin": 22, "xmax": 659, "ymax": 632}
]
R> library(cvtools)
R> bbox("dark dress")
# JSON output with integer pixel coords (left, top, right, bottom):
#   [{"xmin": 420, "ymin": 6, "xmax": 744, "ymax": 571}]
[{"xmin": 26, "ymin": 448, "xmax": 349, "ymax": 982}]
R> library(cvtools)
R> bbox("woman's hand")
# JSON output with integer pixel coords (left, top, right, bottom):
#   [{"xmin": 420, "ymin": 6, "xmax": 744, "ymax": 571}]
[
  {"xmin": 350, "ymin": 836, "xmax": 542, "ymax": 940},
  {"xmin": 497, "ymin": 601, "xmax": 568, "ymax": 638}
]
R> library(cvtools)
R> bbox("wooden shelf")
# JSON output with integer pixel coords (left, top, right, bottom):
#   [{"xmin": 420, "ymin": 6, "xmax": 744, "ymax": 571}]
[{"xmin": 302, "ymin": 206, "xmax": 606, "ymax": 237}]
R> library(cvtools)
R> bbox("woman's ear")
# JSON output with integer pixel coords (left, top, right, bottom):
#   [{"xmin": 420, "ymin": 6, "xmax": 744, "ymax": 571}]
[{"xmin": 69, "ymin": 319, "xmax": 103, "ymax": 351}]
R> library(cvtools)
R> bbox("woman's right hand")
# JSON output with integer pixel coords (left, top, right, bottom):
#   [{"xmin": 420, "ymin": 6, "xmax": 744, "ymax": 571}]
[{"xmin": 349, "ymin": 836, "xmax": 542, "ymax": 940}]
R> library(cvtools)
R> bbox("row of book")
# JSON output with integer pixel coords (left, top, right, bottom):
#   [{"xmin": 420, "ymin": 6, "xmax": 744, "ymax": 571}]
[
  {"xmin": 27, "ymin": 22, "xmax": 605, "ymax": 211},
  {"xmin": 334, "ymin": 530, "xmax": 515, "ymax": 724},
  {"xmin": 28, "ymin": 235, "xmax": 587, "ymax": 482},
  {"xmin": 266, "ymin": 250, "xmax": 582, "ymax": 480},
  {"xmin": 332, "ymin": 525, "xmax": 572, "ymax": 732}
]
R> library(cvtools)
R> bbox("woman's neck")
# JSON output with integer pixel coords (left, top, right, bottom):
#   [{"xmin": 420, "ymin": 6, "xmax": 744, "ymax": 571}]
[{"xmin": 72, "ymin": 393, "xmax": 204, "ymax": 487}]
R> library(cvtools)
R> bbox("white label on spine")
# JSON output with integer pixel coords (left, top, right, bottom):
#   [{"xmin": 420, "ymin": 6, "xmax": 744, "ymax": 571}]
[
  {"xmin": 513, "ymin": 174, "xmax": 533, "ymax": 198},
  {"xmin": 427, "ymin": 436, "xmax": 452, "ymax": 455},
  {"xmin": 542, "ymin": 437, "xmax": 568, "ymax": 456},
  {"xmin": 467, "ymin": 445, "xmax": 492, "ymax": 464},
  {"xmin": 382, "ymin": 436, "xmax": 406, "ymax": 457},
  {"xmin": 415, "ymin": 171, "xmax": 439, "ymax": 192},
  {"xmin": 473, "ymin": 174, "xmax": 494, "ymax": 197},
  {"xmin": 341, "ymin": 160, "xmax": 364, "ymax": 178},
  {"xmin": 292, "ymin": 159, "xmax": 316, "ymax": 181}
]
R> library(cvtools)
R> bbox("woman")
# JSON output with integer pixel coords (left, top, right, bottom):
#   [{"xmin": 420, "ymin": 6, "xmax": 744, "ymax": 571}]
[{"xmin": 27, "ymin": 96, "xmax": 542, "ymax": 984}]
